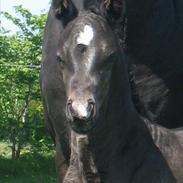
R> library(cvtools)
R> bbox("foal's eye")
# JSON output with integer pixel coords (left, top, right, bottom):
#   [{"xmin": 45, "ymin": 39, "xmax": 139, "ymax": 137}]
[
  {"xmin": 56, "ymin": 55, "xmax": 65, "ymax": 68},
  {"xmin": 57, "ymin": 55, "xmax": 62, "ymax": 63},
  {"xmin": 106, "ymin": 52, "xmax": 118, "ymax": 63},
  {"xmin": 101, "ymin": 52, "xmax": 118, "ymax": 69}
]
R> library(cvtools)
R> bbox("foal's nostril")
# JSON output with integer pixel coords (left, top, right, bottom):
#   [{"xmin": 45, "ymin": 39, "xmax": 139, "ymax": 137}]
[
  {"xmin": 67, "ymin": 99, "xmax": 74, "ymax": 120},
  {"xmin": 87, "ymin": 99, "xmax": 95, "ymax": 118},
  {"xmin": 66, "ymin": 99, "xmax": 96, "ymax": 121}
]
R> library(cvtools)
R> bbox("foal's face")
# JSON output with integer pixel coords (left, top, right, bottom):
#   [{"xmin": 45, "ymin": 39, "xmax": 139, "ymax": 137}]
[{"xmin": 57, "ymin": 13, "xmax": 120, "ymax": 134}]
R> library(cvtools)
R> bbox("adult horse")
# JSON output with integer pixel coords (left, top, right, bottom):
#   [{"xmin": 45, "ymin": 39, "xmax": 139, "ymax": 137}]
[
  {"xmin": 41, "ymin": 0, "xmax": 177, "ymax": 182},
  {"xmin": 121, "ymin": 0, "xmax": 183, "ymax": 128}
]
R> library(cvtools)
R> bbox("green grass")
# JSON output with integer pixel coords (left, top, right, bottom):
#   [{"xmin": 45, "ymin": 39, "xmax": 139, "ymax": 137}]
[{"xmin": 0, "ymin": 141, "xmax": 57, "ymax": 183}]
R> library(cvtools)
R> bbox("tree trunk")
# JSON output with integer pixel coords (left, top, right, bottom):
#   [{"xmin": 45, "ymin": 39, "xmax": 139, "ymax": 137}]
[{"xmin": 11, "ymin": 127, "xmax": 16, "ymax": 160}]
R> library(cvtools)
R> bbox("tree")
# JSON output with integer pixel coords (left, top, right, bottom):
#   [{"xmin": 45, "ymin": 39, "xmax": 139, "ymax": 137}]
[{"xmin": 0, "ymin": 6, "xmax": 51, "ymax": 159}]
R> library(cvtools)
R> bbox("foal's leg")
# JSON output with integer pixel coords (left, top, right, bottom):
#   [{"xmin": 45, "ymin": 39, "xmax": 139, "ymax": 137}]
[
  {"xmin": 63, "ymin": 131, "xmax": 82, "ymax": 183},
  {"xmin": 77, "ymin": 134, "xmax": 101, "ymax": 183}
]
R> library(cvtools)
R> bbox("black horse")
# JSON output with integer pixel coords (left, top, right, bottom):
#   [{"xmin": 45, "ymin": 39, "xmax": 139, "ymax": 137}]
[
  {"xmin": 145, "ymin": 120, "xmax": 183, "ymax": 183},
  {"xmin": 41, "ymin": 1, "xmax": 177, "ymax": 182},
  {"xmin": 122, "ymin": 0, "xmax": 183, "ymax": 128}
]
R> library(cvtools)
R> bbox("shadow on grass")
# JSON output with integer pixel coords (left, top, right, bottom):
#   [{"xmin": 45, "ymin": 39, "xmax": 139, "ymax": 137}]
[{"xmin": 0, "ymin": 153, "xmax": 57, "ymax": 183}]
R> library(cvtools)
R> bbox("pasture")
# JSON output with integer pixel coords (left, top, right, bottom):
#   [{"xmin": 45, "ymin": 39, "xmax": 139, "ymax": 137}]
[{"xmin": 0, "ymin": 141, "xmax": 57, "ymax": 183}]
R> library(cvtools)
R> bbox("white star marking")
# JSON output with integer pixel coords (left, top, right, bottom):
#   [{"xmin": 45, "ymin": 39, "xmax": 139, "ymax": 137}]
[{"xmin": 77, "ymin": 25, "xmax": 94, "ymax": 45}]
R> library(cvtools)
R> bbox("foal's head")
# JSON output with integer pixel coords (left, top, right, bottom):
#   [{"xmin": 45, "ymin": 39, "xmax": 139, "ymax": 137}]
[{"xmin": 57, "ymin": 11, "xmax": 124, "ymax": 134}]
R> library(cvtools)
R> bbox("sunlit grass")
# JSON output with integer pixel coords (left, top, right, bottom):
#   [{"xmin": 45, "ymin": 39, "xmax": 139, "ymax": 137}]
[
  {"xmin": 0, "ymin": 141, "xmax": 12, "ymax": 158},
  {"xmin": 0, "ymin": 141, "xmax": 57, "ymax": 183}
]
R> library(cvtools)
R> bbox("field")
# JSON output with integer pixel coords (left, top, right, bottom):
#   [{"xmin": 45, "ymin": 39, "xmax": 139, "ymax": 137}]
[{"xmin": 0, "ymin": 141, "xmax": 57, "ymax": 183}]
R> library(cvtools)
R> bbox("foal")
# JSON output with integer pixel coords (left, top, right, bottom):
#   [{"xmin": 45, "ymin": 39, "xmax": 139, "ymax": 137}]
[{"xmin": 55, "ymin": 12, "xmax": 175, "ymax": 182}]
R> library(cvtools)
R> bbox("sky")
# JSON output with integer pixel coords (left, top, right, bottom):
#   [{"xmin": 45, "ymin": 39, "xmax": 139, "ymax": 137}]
[{"xmin": 0, "ymin": 0, "xmax": 51, "ymax": 34}]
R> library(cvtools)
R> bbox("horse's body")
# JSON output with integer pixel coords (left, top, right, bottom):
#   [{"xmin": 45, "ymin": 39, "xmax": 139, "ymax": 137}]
[
  {"xmin": 145, "ymin": 119, "xmax": 183, "ymax": 182},
  {"xmin": 41, "ymin": 1, "xmax": 179, "ymax": 182},
  {"xmin": 124, "ymin": 0, "xmax": 183, "ymax": 128}
]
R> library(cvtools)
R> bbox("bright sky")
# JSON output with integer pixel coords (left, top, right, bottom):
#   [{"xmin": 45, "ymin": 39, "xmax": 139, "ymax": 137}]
[{"xmin": 0, "ymin": 0, "xmax": 51, "ymax": 34}]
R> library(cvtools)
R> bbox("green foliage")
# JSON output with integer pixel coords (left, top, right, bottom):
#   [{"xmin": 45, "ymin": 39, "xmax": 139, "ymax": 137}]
[
  {"xmin": 0, "ymin": 141, "xmax": 56, "ymax": 183},
  {"xmin": 0, "ymin": 6, "xmax": 52, "ymax": 160}
]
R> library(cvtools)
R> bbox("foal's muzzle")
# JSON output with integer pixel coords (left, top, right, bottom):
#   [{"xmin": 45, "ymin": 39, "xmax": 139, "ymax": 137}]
[{"xmin": 66, "ymin": 99, "xmax": 96, "ymax": 134}]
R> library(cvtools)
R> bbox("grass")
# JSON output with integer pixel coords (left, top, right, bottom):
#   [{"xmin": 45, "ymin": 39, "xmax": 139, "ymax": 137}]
[{"xmin": 0, "ymin": 141, "xmax": 57, "ymax": 183}]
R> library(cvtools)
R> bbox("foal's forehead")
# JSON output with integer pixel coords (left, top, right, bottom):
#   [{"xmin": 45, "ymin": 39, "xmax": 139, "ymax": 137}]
[
  {"xmin": 73, "ymin": 22, "xmax": 114, "ymax": 55},
  {"xmin": 60, "ymin": 13, "xmax": 117, "ymax": 57},
  {"xmin": 76, "ymin": 24, "xmax": 94, "ymax": 46},
  {"xmin": 72, "ymin": 14, "xmax": 112, "ymax": 43}
]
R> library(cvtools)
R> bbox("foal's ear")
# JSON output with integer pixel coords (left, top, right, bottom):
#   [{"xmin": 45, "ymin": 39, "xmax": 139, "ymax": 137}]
[
  {"xmin": 53, "ymin": 0, "xmax": 78, "ymax": 27},
  {"xmin": 102, "ymin": 0, "xmax": 125, "ymax": 21}
]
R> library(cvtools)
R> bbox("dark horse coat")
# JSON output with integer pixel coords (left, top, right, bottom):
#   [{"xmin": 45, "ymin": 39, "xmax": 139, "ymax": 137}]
[
  {"xmin": 145, "ymin": 119, "xmax": 183, "ymax": 183},
  {"xmin": 40, "ymin": 0, "xmax": 180, "ymax": 182},
  {"xmin": 63, "ymin": 131, "xmax": 100, "ymax": 183},
  {"xmin": 123, "ymin": 0, "xmax": 183, "ymax": 128}
]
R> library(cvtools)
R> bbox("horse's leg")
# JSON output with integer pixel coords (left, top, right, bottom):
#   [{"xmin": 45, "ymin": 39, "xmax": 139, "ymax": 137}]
[
  {"xmin": 44, "ymin": 107, "xmax": 68, "ymax": 182},
  {"xmin": 76, "ymin": 134, "xmax": 101, "ymax": 183},
  {"xmin": 63, "ymin": 131, "xmax": 82, "ymax": 183},
  {"xmin": 63, "ymin": 159, "xmax": 81, "ymax": 183},
  {"xmin": 55, "ymin": 138, "xmax": 68, "ymax": 183}
]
